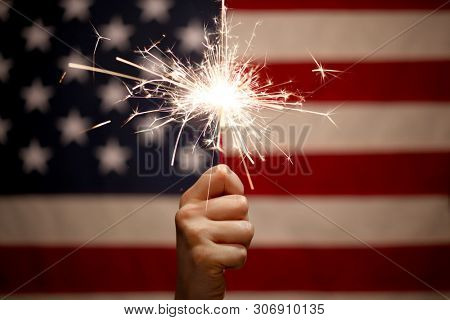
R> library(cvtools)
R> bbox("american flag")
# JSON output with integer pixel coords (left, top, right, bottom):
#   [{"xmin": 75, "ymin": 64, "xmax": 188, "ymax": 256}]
[{"xmin": 0, "ymin": 0, "xmax": 449, "ymax": 299}]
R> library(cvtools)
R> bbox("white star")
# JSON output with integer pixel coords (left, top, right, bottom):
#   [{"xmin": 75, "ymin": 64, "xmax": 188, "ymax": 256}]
[
  {"xmin": 0, "ymin": 117, "xmax": 11, "ymax": 144},
  {"xmin": 58, "ymin": 51, "xmax": 89, "ymax": 83},
  {"xmin": 22, "ymin": 19, "xmax": 54, "ymax": 52},
  {"xmin": 57, "ymin": 110, "xmax": 91, "ymax": 146},
  {"xmin": 60, "ymin": 0, "xmax": 92, "ymax": 21},
  {"xmin": 176, "ymin": 20, "xmax": 204, "ymax": 54},
  {"xmin": 97, "ymin": 79, "xmax": 129, "ymax": 113},
  {"xmin": 20, "ymin": 139, "xmax": 52, "ymax": 175},
  {"xmin": 0, "ymin": 0, "xmax": 12, "ymax": 22},
  {"xmin": 96, "ymin": 139, "xmax": 131, "ymax": 175},
  {"xmin": 138, "ymin": 0, "xmax": 173, "ymax": 23},
  {"xmin": 21, "ymin": 79, "xmax": 54, "ymax": 113},
  {"xmin": 100, "ymin": 17, "xmax": 134, "ymax": 51},
  {"xmin": 0, "ymin": 54, "xmax": 12, "ymax": 82}
]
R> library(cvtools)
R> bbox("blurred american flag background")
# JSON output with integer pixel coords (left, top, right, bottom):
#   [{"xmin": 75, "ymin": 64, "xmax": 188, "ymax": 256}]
[{"xmin": 0, "ymin": 0, "xmax": 449, "ymax": 299}]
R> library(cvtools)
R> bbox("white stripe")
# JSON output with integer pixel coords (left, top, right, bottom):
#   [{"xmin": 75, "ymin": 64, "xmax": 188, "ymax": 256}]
[
  {"xmin": 12, "ymin": 291, "xmax": 450, "ymax": 300},
  {"xmin": 249, "ymin": 196, "xmax": 450, "ymax": 247},
  {"xmin": 230, "ymin": 11, "xmax": 450, "ymax": 61},
  {"xmin": 1, "ymin": 195, "xmax": 448, "ymax": 247},
  {"xmin": 222, "ymin": 103, "xmax": 450, "ymax": 153},
  {"xmin": 0, "ymin": 195, "xmax": 178, "ymax": 247}
]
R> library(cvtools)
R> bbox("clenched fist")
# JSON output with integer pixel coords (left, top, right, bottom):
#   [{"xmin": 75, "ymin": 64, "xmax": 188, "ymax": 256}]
[{"xmin": 175, "ymin": 165, "xmax": 254, "ymax": 299}]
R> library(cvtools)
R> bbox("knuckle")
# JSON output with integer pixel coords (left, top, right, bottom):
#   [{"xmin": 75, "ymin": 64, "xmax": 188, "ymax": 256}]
[
  {"xmin": 175, "ymin": 209, "xmax": 187, "ymax": 227},
  {"xmin": 178, "ymin": 203, "xmax": 198, "ymax": 218},
  {"xmin": 240, "ymin": 221, "xmax": 254, "ymax": 244},
  {"xmin": 217, "ymin": 164, "xmax": 230, "ymax": 172},
  {"xmin": 214, "ymin": 164, "xmax": 229, "ymax": 181},
  {"xmin": 245, "ymin": 221, "xmax": 255, "ymax": 240},
  {"xmin": 179, "ymin": 190, "xmax": 191, "ymax": 208},
  {"xmin": 235, "ymin": 246, "xmax": 248, "ymax": 267},
  {"xmin": 175, "ymin": 210, "xmax": 186, "ymax": 228},
  {"xmin": 175, "ymin": 204, "xmax": 198, "ymax": 228},
  {"xmin": 233, "ymin": 195, "xmax": 249, "ymax": 213},
  {"xmin": 250, "ymin": 223, "xmax": 255, "ymax": 239}
]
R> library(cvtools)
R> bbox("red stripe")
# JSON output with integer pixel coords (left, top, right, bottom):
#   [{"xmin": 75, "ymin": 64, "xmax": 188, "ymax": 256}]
[
  {"xmin": 227, "ymin": 0, "xmax": 450, "ymax": 10},
  {"xmin": 1, "ymin": 246, "xmax": 449, "ymax": 294},
  {"xmin": 231, "ymin": 246, "xmax": 450, "ymax": 292},
  {"xmin": 265, "ymin": 61, "xmax": 450, "ymax": 101},
  {"xmin": 223, "ymin": 153, "xmax": 450, "ymax": 195}
]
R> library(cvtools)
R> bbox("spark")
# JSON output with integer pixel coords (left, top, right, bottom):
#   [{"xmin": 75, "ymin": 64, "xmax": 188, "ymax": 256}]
[
  {"xmin": 87, "ymin": 120, "xmax": 112, "ymax": 132},
  {"xmin": 310, "ymin": 52, "xmax": 342, "ymax": 82},
  {"xmin": 59, "ymin": 71, "xmax": 67, "ymax": 83},
  {"xmin": 69, "ymin": 0, "xmax": 336, "ymax": 189},
  {"xmin": 90, "ymin": 22, "xmax": 111, "ymax": 77},
  {"xmin": 68, "ymin": 63, "xmax": 145, "ymax": 82}
]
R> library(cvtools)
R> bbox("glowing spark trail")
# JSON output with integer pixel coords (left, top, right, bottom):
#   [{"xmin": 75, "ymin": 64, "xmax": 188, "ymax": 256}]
[
  {"xmin": 310, "ymin": 52, "xmax": 342, "ymax": 82},
  {"xmin": 59, "ymin": 71, "xmax": 67, "ymax": 83},
  {"xmin": 69, "ymin": 0, "xmax": 336, "ymax": 189},
  {"xmin": 90, "ymin": 22, "xmax": 111, "ymax": 75},
  {"xmin": 88, "ymin": 120, "xmax": 112, "ymax": 131}
]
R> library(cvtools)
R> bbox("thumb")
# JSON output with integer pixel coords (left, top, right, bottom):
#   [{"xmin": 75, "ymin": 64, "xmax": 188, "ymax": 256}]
[{"xmin": 180, "ymin": 165, "xmax": 244, "ymax": 207}]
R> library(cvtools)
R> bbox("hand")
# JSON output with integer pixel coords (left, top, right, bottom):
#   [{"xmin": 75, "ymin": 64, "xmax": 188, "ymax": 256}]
[{"xmin": 175, "ymin": 164, "xmax": 254, "ymax": 300}]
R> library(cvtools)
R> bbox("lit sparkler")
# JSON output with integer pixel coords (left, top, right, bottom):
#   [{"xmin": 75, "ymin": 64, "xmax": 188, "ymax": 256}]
[
  {"xmin": 310, "ymin": 52, "xmax": 342, "ymax": 82},
  {"xmin": 68, "ymin": 0, "xmax": 336, "ymax": 189}
]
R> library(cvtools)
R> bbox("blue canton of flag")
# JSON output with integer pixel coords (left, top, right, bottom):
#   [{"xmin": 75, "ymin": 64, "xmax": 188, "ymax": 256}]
[{"xmin": 0, "ymin": 0, "xmax": 219, "ymax": 194}]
